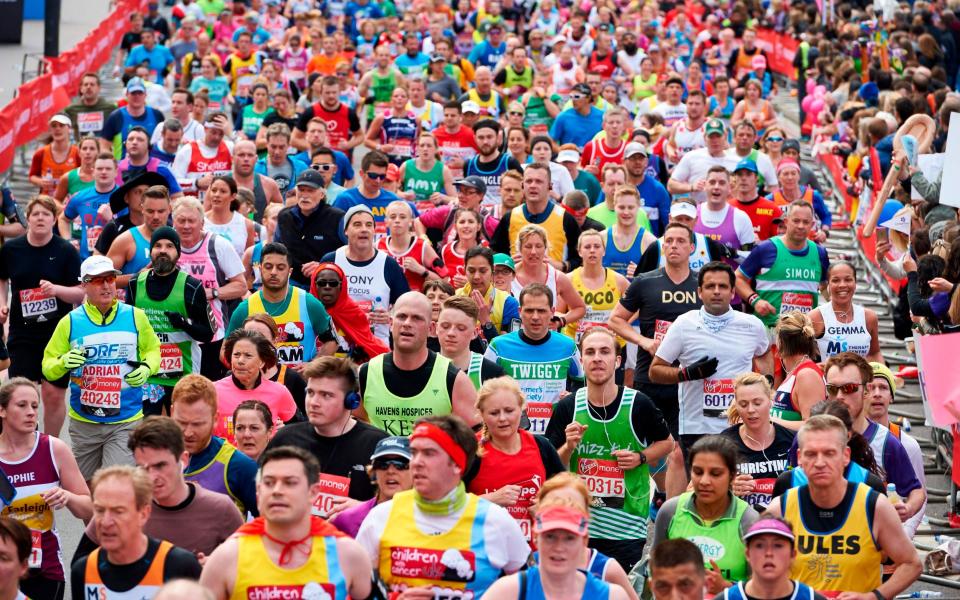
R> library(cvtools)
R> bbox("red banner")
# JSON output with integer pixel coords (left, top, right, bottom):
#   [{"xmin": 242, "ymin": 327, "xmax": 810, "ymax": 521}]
[{"xmin": 754, "ymin": 29, "xmax": 799, "ymax": 78}]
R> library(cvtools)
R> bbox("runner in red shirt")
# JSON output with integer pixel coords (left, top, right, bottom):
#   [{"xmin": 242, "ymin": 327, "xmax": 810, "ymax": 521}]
[
  {"xmin": 581, "ymin": 108, "xmax": 628, "ymax": 178},
  {"xmin": 434, "ymin": 100, "xmax": 480, "ymax": 179},
  {"xmin": 377, "ymin": 200, "xmax": 443, "ymax": 291},
  {"xmin": 729, "ymin": 158, "xmax": 783, "ymax": 241}
]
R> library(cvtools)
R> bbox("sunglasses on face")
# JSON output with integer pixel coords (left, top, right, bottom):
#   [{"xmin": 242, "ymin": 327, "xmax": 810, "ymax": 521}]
[
  {"xmin": 825, "ymin": 382, "xmax": 863, "ymax": 396},
  {"xmin": 373, "ymin": 458, "xmax": 410, "ymax": 470},
  {"xmin": 314, "ymin": 279, "xmax": 341, "ymax": 288},
  {"xmin": 569, "ymin": 94, "xmax": 586, "ymax": 101},
  {"xmin": 366, "ymin": 172, "xmax": 387, "ymax": 180},
  {"xmin": 84, "ymin": 275, "xmax": 117, "ymax": 285},
  {"xmin": 766, "ymin": 136, "xmax": 784, "ymax": 143},
  {"xmin": 509, "ymin": 111, "xmax": 524, "ymax": 116},
  {"xmin": 311, "ymin": 163, "xmax": 335, "ymax": 171}
]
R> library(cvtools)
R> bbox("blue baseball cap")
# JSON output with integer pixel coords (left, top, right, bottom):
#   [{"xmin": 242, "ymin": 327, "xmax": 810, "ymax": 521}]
[
  {"xmin": 734, "ymin": 159, "xmax": 758, "ymax": 174},
  {"xmin": 371, "ymin": 436, "xmax": 411, "ymax": 461},
  {"xmin": 126, "ymin": 77, "xmax": 146, "ymax": 94}
]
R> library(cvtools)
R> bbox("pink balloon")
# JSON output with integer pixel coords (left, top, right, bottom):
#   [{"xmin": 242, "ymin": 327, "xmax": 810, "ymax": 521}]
[
  {"xmin": 810, "ymin": 99, "xmax": 824, "ymax": 114},
  {"xmin": 806, "ymin": 79, "xmax": 816, "ymax": 94},
  {"xmin": 802, "ymin": 95, "xmax": 815, "ymax": 111},
  {"xmin": 815, "ymin": 85, "xmax": 827, "ymax": 96}
]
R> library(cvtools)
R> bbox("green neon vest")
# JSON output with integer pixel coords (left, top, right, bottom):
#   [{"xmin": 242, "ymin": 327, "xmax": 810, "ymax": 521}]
[
  {"xmin": 667, "ymin": 491, "xmax": 749, "ymax": 582},
  {"xmin": 754, "ymin": 237, "xmax": 822, "ymax": 327},
  {"xmin": 134, "ymin": 270, "xmax": 199, "ymax": 386},
  {"xmin": 363, "ymin": 353, "xmax": 453, "ymax": 436}
]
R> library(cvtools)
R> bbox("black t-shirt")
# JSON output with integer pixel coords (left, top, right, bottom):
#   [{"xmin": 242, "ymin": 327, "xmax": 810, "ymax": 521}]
[
  {"xmin": 544, "ymin": 386, "xmax": 672, "ymax": 450},
  {"xmin": 95, "ymin": 214, "xmax": 135, "ymax": 256},
  {"xmin": 618, "ymin": 268, "xmax": 701, "ymax": 386},
  {"xmin": 721, "ymin": 423, "xmax": 795, "ymax": 510},
  {"xmin": 120, "ymin": 31, "xmax": 142, "ymax": 54},
  {"xmin": 359, "ymin": 350, "xmax": 459, "ymax": 400},
  {"xmin": 273, "ymin": 366, "xmax": 307, "ymax": 418},
  {"xmin": 124, "ymin": 269, "xmax": 215, "ymax": 344},
  {"xmin": 265, "ymin": 420, "xmax": 386, "ymax": 501},
  {"xmin": 0, "ymin": 235, "xmax": 80, "ymax": 333},
  {"xmin": 70, "ymin": 537, "xmax": 201, "ymax": 600},
  {"xmin": 262, "ymin": 113, "xmax": 299, "ymax": 132}
]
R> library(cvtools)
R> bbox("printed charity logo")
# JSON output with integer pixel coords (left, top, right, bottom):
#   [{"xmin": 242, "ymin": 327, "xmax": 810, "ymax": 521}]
[
  {"xmin": 245, "ymin": 581, "xmax": 336, "ymax": 600},
  {"xmin": 390, "ymin": 547, "xmax": 477, "ymax": 583},
  {"xmin": 578, "ymin": 458, "xmax": 625, "ymax": 498}
]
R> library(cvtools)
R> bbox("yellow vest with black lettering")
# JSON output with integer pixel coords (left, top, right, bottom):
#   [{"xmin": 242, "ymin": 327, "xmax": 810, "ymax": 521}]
[
  {"xmin": 564, "ymin": 268, "xmax": 622, "ymax": 344},
  {"xmin": 784, "ymin": 482, "xmax": 882, "ymax": 594},
  {"xmin": 508, "ymin": 204, "xmax": 567, "ymax": 265}
]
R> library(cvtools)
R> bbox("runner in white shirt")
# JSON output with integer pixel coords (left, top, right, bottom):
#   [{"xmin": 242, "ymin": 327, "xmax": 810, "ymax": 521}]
[
  {"xmin": 724, "ymin": 121, "xmax": 778, "ymax": 191},
  {"xmin": 650, "ymin": 77, "xmax": 688, "ymax": 127},
  {"xmin": 667, "ymin": 119, "xmax": 738, "ymax": 204},
  {"xmin": 150, "ymin": 89, "xmax": 204, "ymax": 145},
  {"xmin": 650, "ymin": 261, "xmax": 773, "ymax": 448},
  {"xmin": 171, "ymin": 113, "xmax": 235, "ymax": 193}
]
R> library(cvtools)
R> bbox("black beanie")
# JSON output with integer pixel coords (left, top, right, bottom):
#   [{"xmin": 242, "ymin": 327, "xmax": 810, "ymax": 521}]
[{"xmin": 150, "ymin": 226, "xmax": 181, "ymax": 256}]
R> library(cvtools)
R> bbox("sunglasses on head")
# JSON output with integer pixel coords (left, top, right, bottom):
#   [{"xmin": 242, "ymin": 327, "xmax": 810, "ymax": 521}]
[
  {"xmin": 366, "ymin": 171, "xmax": 387, "ymax": 180},
  {"xmin": 373, "ymin": 458, "xmax": 409, "ymax": 470},
  {"xmin": 314, "ymin": 279, "xmax": 341, "ymax": 288},
  {"xmin": 825, "ymin": 382, "xmax": 863, "ymax": 396}
]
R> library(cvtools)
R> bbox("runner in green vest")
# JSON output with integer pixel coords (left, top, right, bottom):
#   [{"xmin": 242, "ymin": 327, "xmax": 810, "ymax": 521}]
[
  {"xmin": 437, "ymin": 296, "xmax": 505, "ymax": 391},
  {"xmin": 358, "ymin": 292, "xmax": 480, "ymax": 435},
  {"xmin": 360, "ymin": 46, "xmax": 403, "ymax": 122},
  {"xmin": 126, "ymin": 227, "xmax": 215, "ymax": 415},
  {"xmin": 399, "ymin": 133, "xmax": 457, "ymax": 206},
  {"xmin": 520, "ymin": 71, "xmax": 563, "ymax": 137},
  {"xmin": 736, "ymin": 202, "xmax": 828, "ymax": 328},
  {"xmin": 545, "ymin": 327, "xmax": 673, "ymax": 571},
  {"xmin": 650, "ymin": 435, "xmax": 759, "ymax": 592}
]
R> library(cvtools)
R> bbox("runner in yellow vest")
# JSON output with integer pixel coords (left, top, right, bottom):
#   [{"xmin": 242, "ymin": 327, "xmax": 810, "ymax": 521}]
[{"xmin": 200, "ymin": 446, "xmax": 373, "ymax": 600}]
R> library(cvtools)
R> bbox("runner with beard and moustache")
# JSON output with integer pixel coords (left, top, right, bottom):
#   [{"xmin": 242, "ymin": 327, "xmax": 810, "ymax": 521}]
[
  {"xmin": 107, "ymin": 185, "xmax": 174, "ymax": 289},
  {"xmin": 664, "ymin": 90, "xmax": 708, "ymax": 168},
  {"xmin": 464, "ymin": 119, "xmax": 523, "ymax": 209},
  {"xmin": 126, "ymin": 227, "xmax": 214, "ymax": 416},
  {"xmin": 230, "ymin": 140, "xmax": 282, "ymax": 222}
]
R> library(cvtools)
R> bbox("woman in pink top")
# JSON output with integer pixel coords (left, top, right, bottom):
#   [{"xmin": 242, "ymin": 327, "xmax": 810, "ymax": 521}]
[{"xmin": 214, "ymin": 330, "xmax": 298, "ymax": 446}]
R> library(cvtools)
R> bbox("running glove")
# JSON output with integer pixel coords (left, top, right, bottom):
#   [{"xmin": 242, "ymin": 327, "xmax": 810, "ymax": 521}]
[
  {"xmin": 60, "ymin": 347, "xmax": 86, "ymax": 370},
  {"xmin": 164, "ymin": 311, "xmax": 188, "ymax": 329},
  {"xmin": 124, "ymin": 365, "xmax": 151, "ymax": 387},
  {"xmin": 678, "ymin": 356, "xmax": 719, "ymax": 382}
]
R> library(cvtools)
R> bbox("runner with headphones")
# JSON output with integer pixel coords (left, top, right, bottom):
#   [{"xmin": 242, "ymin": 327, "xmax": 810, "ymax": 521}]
[{"xmin": 266, "ymin": 356, "xmax": 387, "ymax": 520}]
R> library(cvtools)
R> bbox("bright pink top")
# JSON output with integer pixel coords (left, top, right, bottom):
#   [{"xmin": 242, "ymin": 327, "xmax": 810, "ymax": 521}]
[{"xmin": 214, "ymin": 375, "xmax": 298, "ymax": 446}]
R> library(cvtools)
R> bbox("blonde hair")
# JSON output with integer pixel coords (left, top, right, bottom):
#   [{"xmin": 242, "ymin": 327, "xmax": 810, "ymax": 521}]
[
  {"xmin": 516, "ymin": 223, "xmax": 549, "ymax": 254},
  {"xmin": 91, "ymin": 465, "xmax": 153, "ymax": 509},
  {"xmin": 727, "ymin": 372, "xmax": 774, "ymax": 424},
  {"xmin": 475, "ymin": 377, "xmax": 526, "ymax": 453},
  {"xmin": 776, "ymin": 311, "xmax": 817, "ymax": 357},
  {"xmin": 613, "ymin": 185, "xmax": 641, "ymax": 205},
  {"xmin": 577, "ymin": 229, "xmax": 606, "ymax": 249},
  {"xmin": 534, "ymin": 472, "xmax": 592, "ymax": 513}
]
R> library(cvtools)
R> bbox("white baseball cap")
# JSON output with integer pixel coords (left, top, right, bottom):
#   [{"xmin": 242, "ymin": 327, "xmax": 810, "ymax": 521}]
[
  {"xmin": 557, "ymin": 149, "xmax": 581, "ymax": 163},
  {"xmin": 461, "ymin": 101, "xmax": 481, "ymax": 114},
  {"xmin": 670, "ymin": 202, "xmax": 697, "ymax": 220},
  {"xmin": 79, "ymin": 256, "xmax": 121, "ymax": 281},
  {"xmin": 49, "ymin": 114, "xmax": 71, "ymax": 127}
]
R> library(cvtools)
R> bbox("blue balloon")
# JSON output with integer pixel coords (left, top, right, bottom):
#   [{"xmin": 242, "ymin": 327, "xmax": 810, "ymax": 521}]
[{"xmin": 878, "ymin": 199, "xmax": 904, "ymax": 226}]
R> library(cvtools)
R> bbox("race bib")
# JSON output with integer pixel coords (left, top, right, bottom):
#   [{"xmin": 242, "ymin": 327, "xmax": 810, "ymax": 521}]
[
  {"xmin": 77, "ymin": 112, "xmax": 104, "ymax": 133},
  {"xmin": 505, "ymin": 475, "xmax": 541, "ymax": 541},
  {"xmin": 525, "ymin": 402, "xmax": 553, "ymax": 434},
  {"xmin": 311, "ymin": 473, "xmax": 351, "ymax": 518},
  {"xmin": 780, "ymin": 292, "xmax": 814, "ymax": 314},
  {"xmin": 78, "ymin": 366, "xmax": 122, "ymax": 414},
  {"xmin": 392, "ymin": 139, "xmax": 414, "ymax": 158},
  {"xmin": 577, "ymin": 458, "xmax": 625, "ymax": 498},
  {"xmin": 158, "ymin": 344, "xmax": 183, "ymax": 376},
  {"xmin": 702, "ymin": 378, "xmax": 735, "ymax": 418},
  {"xmin": 28, "ymin": 530, "xmax": 41, "ymax": 569},
  {"xmin": 19, "ymin": 288, "xmax": 56, "ymax": 321},
  {"xmin": 742, "ymin": 477, "xmax": 776, "ymax": 508},
  {"xmin": 654, "ymin": 319, "xmax": 672, "ymax": 342},
  {"xmin": 529, "ymin": 123, "xmax": 549, "ymax": 136},
  {"xmin": 86, "ymin": 225, "xmax": 103, "ymax": 253}
]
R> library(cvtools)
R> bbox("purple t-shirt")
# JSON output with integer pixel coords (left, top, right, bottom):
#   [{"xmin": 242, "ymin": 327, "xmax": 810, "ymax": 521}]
[
  {"xmin": 862, "ymin": 420, "xmax": 922, "ymax": 497},
  {"xmin": 329, "ymin": 497, "xmax": 377, "ymax": 538}
]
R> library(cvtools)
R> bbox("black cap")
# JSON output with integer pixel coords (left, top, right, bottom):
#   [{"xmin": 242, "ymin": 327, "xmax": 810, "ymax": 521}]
[
  {"xmin": 296, "ymin": 168, "xmax": 325, "ymax": 189},
  {"xmin": 150, "ymin": 226, "xmax": 181, "ymax": 256},
  {"xmin": 782, "ymin": 139, "xmax": 801, "ymax": 153},
  {"xmin": 572, "ymin": 82, "xmax": 592, "ymax": 96},
  {"xmin": 109, "ymin": 171, "xmax": 169, "ymax": 215},
  {"xmin": 454, "ymin": 175, "xmax": 487, "ymax": 195},
  {"xmin": 429, "ymin": 53, "xmax": 446, "ymax": 63}
]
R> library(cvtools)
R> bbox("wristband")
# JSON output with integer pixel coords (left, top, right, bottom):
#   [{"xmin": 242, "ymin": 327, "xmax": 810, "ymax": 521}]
[
  {"xmin": 872, "ymin": 590, "xmax": 885, "ymax": 600},
  {"xmin": 749, "ymin": 294, "xmax": 760, "ymax": 307}
]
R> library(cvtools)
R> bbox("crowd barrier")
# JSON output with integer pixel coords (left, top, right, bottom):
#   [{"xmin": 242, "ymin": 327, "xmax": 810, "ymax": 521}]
[{"xmin": 0, "ymin": 0, "xmax": 149, "ymax": 174}]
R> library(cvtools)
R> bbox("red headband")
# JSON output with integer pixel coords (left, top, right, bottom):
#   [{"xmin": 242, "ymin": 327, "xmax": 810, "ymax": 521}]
[{"xmin": 410, "ymin": 422, "xmax": 467, "ymax": 472}]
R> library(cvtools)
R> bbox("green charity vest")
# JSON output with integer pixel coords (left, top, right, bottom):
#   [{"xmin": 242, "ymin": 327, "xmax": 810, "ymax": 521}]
[
  {"xmin": 504, "ymin": 66, "xmax": 533, "ymax": 91},
  {"xmin": 754, "ymin": 237, "xmax": 822, "ymax": 327},
  {"xmin": 363, "ymin": 353, "xmax": 453, "ymax": 436},
  {"xmin": 570, "ymin": 387, "xmax": 651, "ymax": 540},
  {"xmin": 467, "ymin": 352, "xmax": 484, "ymax": 390},
  {"xmin": 135, "ymin": 270, "xmax": 199, "ymax": 386},
  {"xmin": 402, "ymin": 159, "xmax": 445, "ymax": 201},
  {"xmin": 667, "ymin": 491, "xmax": 750, "ymax": 582}
]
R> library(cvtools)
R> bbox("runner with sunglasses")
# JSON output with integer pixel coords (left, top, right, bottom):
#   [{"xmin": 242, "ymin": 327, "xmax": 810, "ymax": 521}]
[{"xmin": 331, "ymin": 436, "xmax": 414, "ymax": 537}]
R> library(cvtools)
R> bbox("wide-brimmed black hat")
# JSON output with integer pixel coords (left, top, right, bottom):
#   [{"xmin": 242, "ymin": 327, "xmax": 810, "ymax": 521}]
[{"xmin": 109, "ymin": 171, "xmax": 169, "ymax": 214}]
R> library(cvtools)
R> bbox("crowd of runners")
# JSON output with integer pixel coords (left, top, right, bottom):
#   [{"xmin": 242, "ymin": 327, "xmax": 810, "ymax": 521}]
[{"xmin": 0, "ymin": 0, "xmax": 955, "ymax": 597}]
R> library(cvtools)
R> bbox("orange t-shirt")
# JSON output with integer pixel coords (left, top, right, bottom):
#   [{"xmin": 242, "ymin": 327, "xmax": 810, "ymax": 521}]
[
  {"xmin": 29, "ymin": 144, "xmax": 80, "ymax": 181},
  {"xmin": 306, "ymin": 53, "xmax": 347, "ymax": 76}
]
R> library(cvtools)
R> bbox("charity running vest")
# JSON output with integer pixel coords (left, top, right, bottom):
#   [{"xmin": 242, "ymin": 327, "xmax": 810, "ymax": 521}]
[
  {"xmin": 0, "ymin": 433, "xmax": 62, "ymax": 578},
  {"xmin": 755, "ymin": 237, "xmax": 822, "ymax": 327},
  {"xmin": 667, "ymin": 492, "xmax": 749, "ymax": 583},
  {"xmin": 468, "ymin": 430, "xmax": 545, "ymax": 540},
  {"xmin": 771, "ymin": 359, "xmax": 822, "ymax": 421},
  {"xmin": 368, "ymin": 70, "xmax": 398, "ymax": 120},
  {"xmin": 247, "ymin": 287, "xmax": 317, "ymax": 366},
  {"xmin": 378, "ymin": 491, "xmax": 499, "ymax": 599},
  {"xmin": 465, "ymin": 153, "xmax": 511, "ymax": 208},
  {"xmin": 67, "ymin": 303, "xmax": 142, "ymax": 424},
  {"xmin": 504, "ymin": 66, "xmax": 533, "ymax": 91},
  {"xmin": 402, "ymin": 159, "xmax": 446, "ymax": 212},
  {"xmin": 507, "ymin": 204, "xmax": 567, "ymax": 264},
  {"xmin": 603, "ymin": 226, "xmax": 646, "ymax": 277},
  {"xmin": 135, "ymin": 270, "xmax": 199, "ymax": 386},
  {"xmin": 363, "ymin": 353, "xmax": 453, "ymax": 436},
  {"xmin": 656, "ymin": 232, "xmax": 713, "ymax": 271},
  {"xmin": 378, "ymin": 236, "xmax": 429, "ymax": 292},
  {"xmin": 334, "ymin": 247, "xmax": 392, "ymax": 343},
  {"xmin": 84, "ymin": 541, "xmax": 172, "ymax": 600},
  {"xmin": 178, "ymin": 232, "xmax": 227, "ymax": 339},
  {"xmin": 184, "ymin": 439, "xmax": 245, "ymax": 514},
  {"xmin": 564, "ymin": 268, "xmax": 621, "ymax": 343},
  {"xmin": 466, "ymin": 352, "xmax": 485, "ymax": 390},
  {"xmin": 231, "ymin": 535, "xmax": 348, "ymax": 600},
  {"xmin": 816, "ymin": 303, "xmax": 872, "ymax": 359},
  {"xmin": 467, "ymin": 88, "xmax": 502, "ymax": 119},
  {"xmin": 784, "ymin": 483, "xmax": 882, "ymax": 594},
  {"xmin": 695, "ymin": 205, "xmax": 740, "ymax": 269},
  {"xmin": 121, "ymin": 227, "xmax": 152, "ymax": 275},
  {"xmin": 455, "ymin": 285, "xmax": 509, "ymax": 333},
  {"xmin": 571, "ymin": 387, "xmax": 651, "ymax": 541},
  {"xmin": 381, "ymin": 110, "xmax": 418, "ymax": 164}
]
